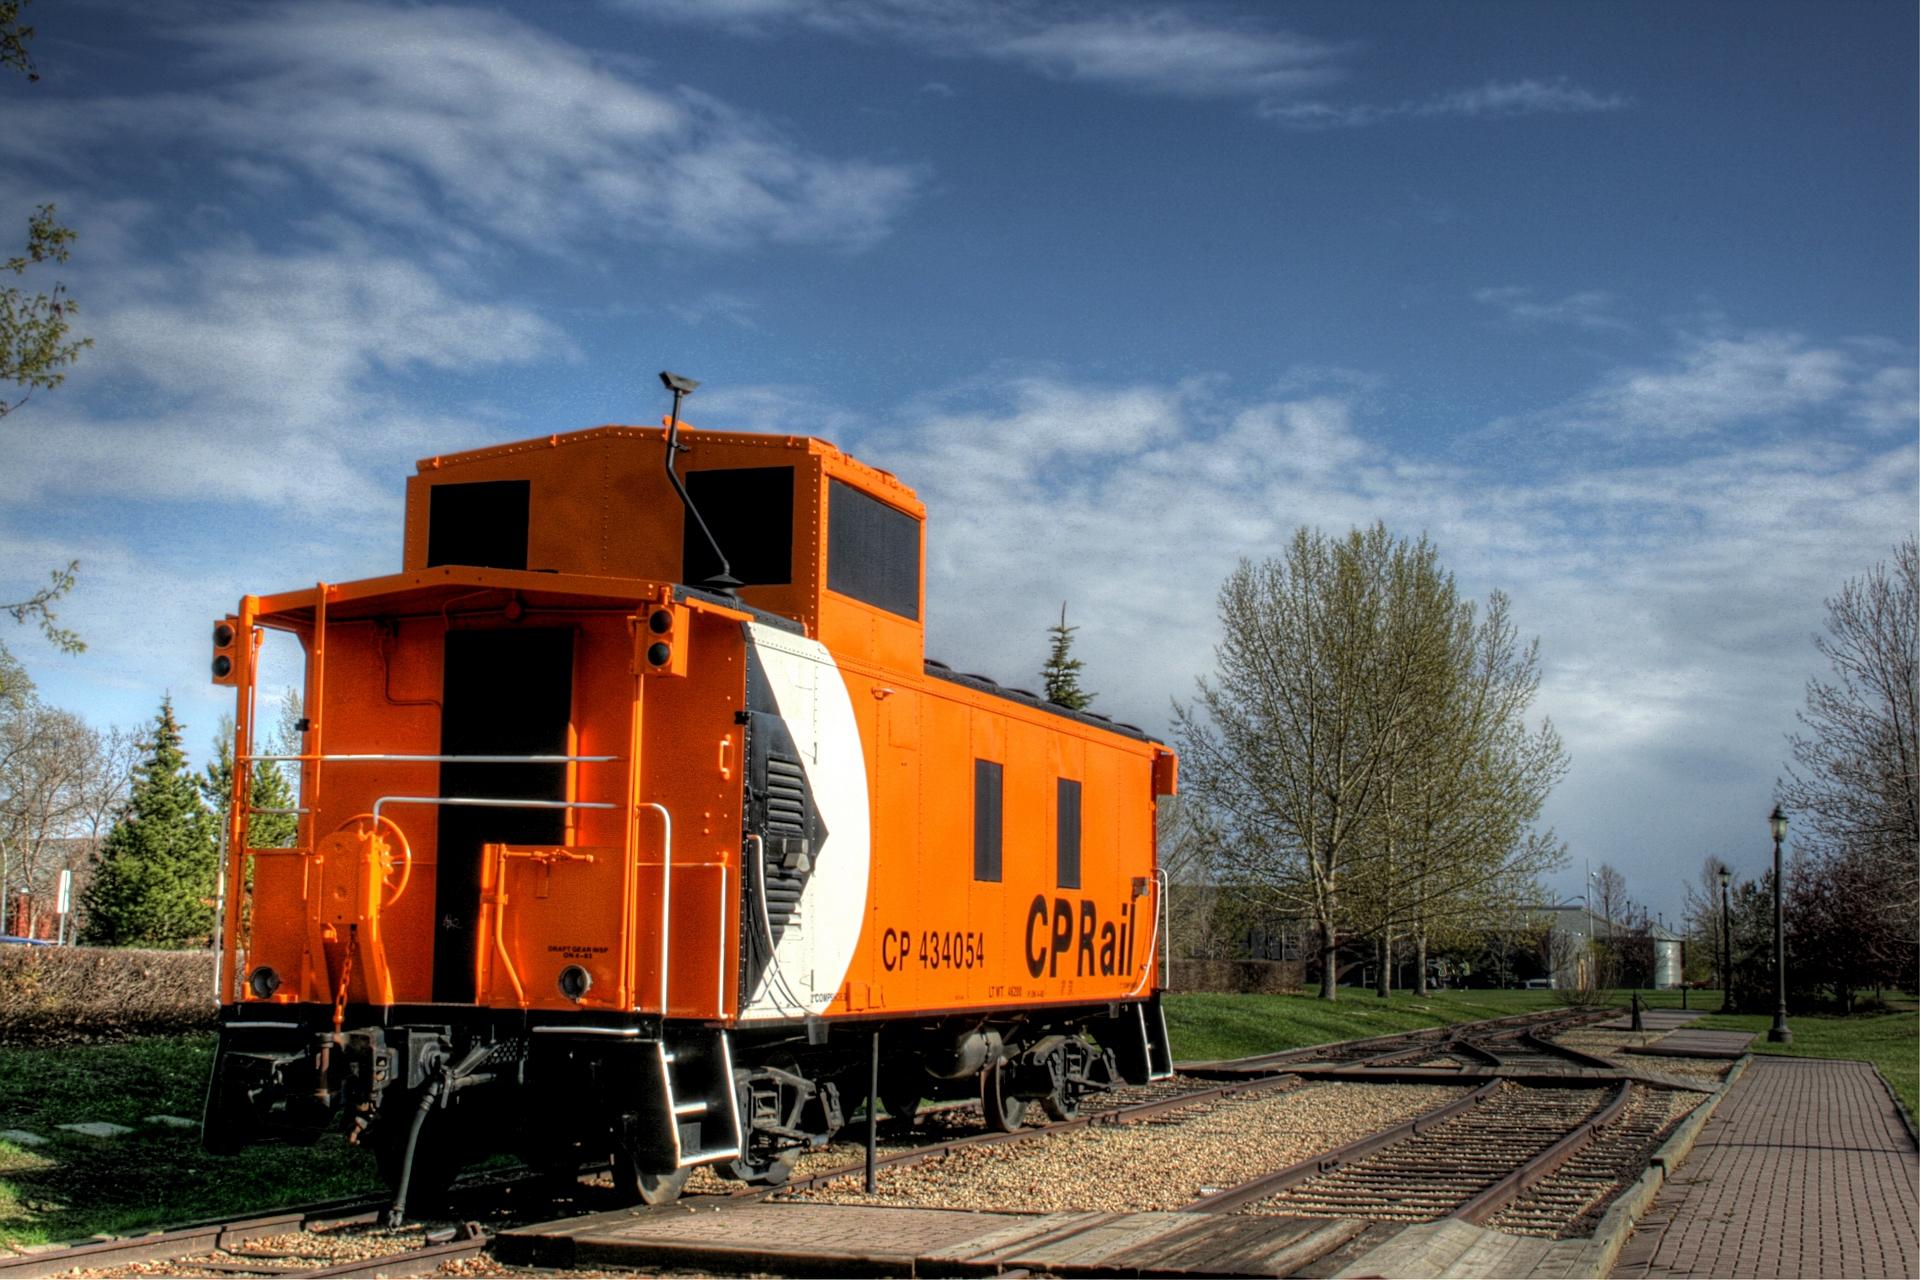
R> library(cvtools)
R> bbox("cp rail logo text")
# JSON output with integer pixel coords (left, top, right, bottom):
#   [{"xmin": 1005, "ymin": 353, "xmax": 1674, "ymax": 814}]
[{"xmin": 1023, "ymin": 896, "xmax": 1141, "ymax": 979}]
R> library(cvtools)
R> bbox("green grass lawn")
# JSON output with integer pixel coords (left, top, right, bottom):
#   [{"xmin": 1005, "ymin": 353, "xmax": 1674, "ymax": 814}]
[
  {"xmin": 1163, "ymin": 987, "xmax": 1577, "ymax": 1061},
  {"xmin": 0, "ymin": 1035, "xmax": 382, "ymax": 1247}
]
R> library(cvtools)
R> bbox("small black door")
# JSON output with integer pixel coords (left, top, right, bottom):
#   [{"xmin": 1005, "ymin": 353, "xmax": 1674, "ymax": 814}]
[{"xmin": 432, "ymin": 628, "xmax": 574, "ymax": 1003}]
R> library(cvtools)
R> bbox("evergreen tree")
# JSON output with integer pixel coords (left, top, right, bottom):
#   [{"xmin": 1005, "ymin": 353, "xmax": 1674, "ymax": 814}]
[
  {"xmin": 79, "ymin": 698, "xmax": 218, "ymax": 947},
  {"xmin": 1042, "ymin": 603, "xmax": 1095, "ymax": 710},
  {"xmin": 200, "ymin": 694, "xmax": 299, "ymax": 851}
]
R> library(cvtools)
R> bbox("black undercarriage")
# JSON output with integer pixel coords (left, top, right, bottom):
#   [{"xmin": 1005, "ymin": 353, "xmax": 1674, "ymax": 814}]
[{"xmin": 203, "ymin": 996, "xmax": 1173, "ymax": 1211}]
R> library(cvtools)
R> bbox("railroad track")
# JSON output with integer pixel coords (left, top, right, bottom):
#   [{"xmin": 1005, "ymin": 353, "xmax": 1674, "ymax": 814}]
[
  {"xmin": 1214, "ymin": 1081, "xmax": 1631, "ymax": 1222},
  {"xmin": 1174, "ymin": 1073, "xmax": 1693, "ymax": 1244},
  {"xmin": 0, "ymin": 1196, "xmax": 492, "ymax": 1279},
  {"xmin": 0, "ymin": 1005, "xmax": 1657, "ymax": 1275},
  {"xmin": 788, "ymin": 1005, "xmax": 1694, "ymax": 1245},
  {"xmin": 1180, "ymin": 1005, "xmax": 1615, "ymax": 1077}
]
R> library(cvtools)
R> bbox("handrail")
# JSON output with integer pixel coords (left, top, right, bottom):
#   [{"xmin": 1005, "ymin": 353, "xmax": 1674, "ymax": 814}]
[
  {"xmin": 491, "ymin": 848, "xmax": 527, "ymax": 1008},
  {"xmin": 1159, "ymin": 866, "xmax": 1170, "ymax": 989},
  {"xmin": 370, "ymin": 796, "xmax": 619, "ymax": 824},
  {"xmin": 243, "ymin": 754, "xmax": 621, "ymax": 763},
  {"xmin": 637, "ymin": 803, "xmax": 672, "ymax": 1016},
  {"xmin": 1125, "ymin": 869, "xmax": 1167, "ymax": 999}
]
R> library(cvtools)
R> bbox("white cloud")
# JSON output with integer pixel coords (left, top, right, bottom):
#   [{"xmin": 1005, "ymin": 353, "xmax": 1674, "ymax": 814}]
[
  {"xmin": 3, "ymin": 3, "xmax": 922, "ymax": 253},
  {"xmin": 983, "ymin": 12, "xmax": 1340, "ymax": 99},
  {"xmin": 621, "ymin": 0, "xmax": 1343, "ymax": 100},
  {"xmin": 1262, "ymin": 77, "xmax": 1629, "ymax": 128},
  {"xmin": 1417, "ymin": 78, "xmax": 1628, "ymax": 118},
  {"xmin": 0, "ymin": 240, "xmax": 566, "ymax": 514},
  {"xmin": 1475, "ymin": 286, "xmax": 1632, "ymax": 333},
  {"xmin": 1550, "ymin": 332, "xmax": 1867, "ymax": 438},
  {"xmin": 667, "ymin": 291, "xmax": 760, "ymax": 329},
  {"xmin": 624, "ymin": 2, "xmax": 1631, "ymax": 124}
]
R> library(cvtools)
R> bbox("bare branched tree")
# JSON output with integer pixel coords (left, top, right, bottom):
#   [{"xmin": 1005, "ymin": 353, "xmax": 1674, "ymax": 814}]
[
  {"xmin": 1682, "ymin": 855, "xmax": 1734, "ymax": 989},
  {"xmin": 1778, "ymin": 537, "xmax": 1918, "ymax": 960},
  {"xmin": 0, "ymin": 683, "xmax": 130, "ymax": 937},
  {"xmin": 1158, "ymin": 796, "xmax": 1226, "ymax": 961}
]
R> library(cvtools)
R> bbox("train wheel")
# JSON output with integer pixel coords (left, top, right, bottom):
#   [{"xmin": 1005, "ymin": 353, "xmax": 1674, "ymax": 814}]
[
  {"xmin": 611, "ymin": 1151, "xmax": 692, "ymax": 1206},
  {"xmin": 981, "ymin": 1063, "xmax": 1029, "ymax": 1133},
  {"xmin": 1038, "ymin": 1042, "xmax": 1081, "ymax": 1122},
  {"xmin": 727, "ymin": 1148, "xmax": 800, "ymax": 1186},
  {"xmin": 879, "ymin": 1083, "xmax": 921, "ymax": 1129}
]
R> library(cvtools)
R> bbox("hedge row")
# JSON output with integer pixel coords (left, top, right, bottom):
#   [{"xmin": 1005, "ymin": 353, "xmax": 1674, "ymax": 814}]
[{"xmin": 0, "ymin": 944, "xmax": 218, "ymax": 1044}]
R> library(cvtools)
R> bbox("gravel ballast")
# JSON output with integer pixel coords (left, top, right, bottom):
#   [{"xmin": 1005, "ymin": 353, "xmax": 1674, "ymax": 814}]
[
  {"xmin": 784, "ymin": 1081, "xmax": 1465, "ymax": 1215},
  {"xmin": 1550, "ymin": 1029, "xmax": 1733, "ymax": 1083}
]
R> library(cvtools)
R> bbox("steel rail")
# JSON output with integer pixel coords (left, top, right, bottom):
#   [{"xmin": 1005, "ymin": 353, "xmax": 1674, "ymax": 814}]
[
  {"xmin": 1515, "ymin": 1029, "xmax": 1622, "ymax": 1071},
  {"xmin": 176, "ymin": 1231, "xmax": 487, "ymax": 1279},
  {"xmin": 0, "ymin": 1193, "xmax": 499, "ymax": 1277},
  {"xmin": 1449, "ymin": 1038, "xmax": 1506, "ymax": 1066},
  {"xmin": 0, "ymin": 1198, "xmax": 394, "ymax": 1277},
  {"xmin": 1448, "ymin": 1079, "xmax": 1634, "ymax": 1224},
  {"xmin": 1182, "ymin": 1080, "xmax": 1503, "ymax": 1214}
]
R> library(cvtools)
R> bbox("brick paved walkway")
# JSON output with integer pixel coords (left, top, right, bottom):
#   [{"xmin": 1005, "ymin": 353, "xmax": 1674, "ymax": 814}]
[{"xmin": 1612, "ymin": 1057, "xmax": 1918, "ymax": 1279}]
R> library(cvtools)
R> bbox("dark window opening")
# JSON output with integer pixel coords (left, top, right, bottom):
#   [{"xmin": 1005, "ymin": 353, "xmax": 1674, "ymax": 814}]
[
  {"xmin": 974, "ymin": 760, "xmax": 1003, "ymax": 882},
  {"xmin": 433, "ymin": 627, "xmax": 573, "ymax": 1003},
  {"xmin": 1056, "ymin": 778, "xmax": 1081, "ymax": 890},
  {"xmin": 827, "ymin": 479, "xmax": 920, "ymax": 620},
  {"xmin": 427, "ymin": 479, "xmax": 530, "ymax": 571},
  {"xmin": 683, "ymin": 466, "xmax": 795, "ymax": 587}
]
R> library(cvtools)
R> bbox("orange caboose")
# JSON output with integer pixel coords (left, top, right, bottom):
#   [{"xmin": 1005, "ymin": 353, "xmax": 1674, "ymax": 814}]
[{"xmin": 204, "ymin": 388, "xmax": 1175, "ymax": 1209}]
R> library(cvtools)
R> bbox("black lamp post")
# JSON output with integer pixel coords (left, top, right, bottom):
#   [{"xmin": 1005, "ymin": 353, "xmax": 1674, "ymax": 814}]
[
  {"xmin": 1718, "ymin": 865, "xmax": 1732, "ymax": 1013},
  {"xmin": 1768, "ymin": 805, "xmax": 1792, "ymax": 1044}
]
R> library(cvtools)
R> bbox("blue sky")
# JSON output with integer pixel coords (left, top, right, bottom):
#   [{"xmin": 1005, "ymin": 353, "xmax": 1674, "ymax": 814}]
[{"xmin": 1, "ymin": 0, "xmax": 1913, "ymax": 924}]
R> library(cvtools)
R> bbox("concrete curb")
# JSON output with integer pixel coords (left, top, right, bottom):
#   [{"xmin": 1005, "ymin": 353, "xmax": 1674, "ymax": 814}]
[
  {"xmin": 1556, "ymin": 1052, "xmax": 1752, "ymax": 1279},
  {"xmin": 1867, "ymin": 1061, "xmax": 1918, "ymax": 1147}
]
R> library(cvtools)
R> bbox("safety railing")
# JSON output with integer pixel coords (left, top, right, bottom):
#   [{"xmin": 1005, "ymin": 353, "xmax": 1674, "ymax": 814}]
[
  {"xmin": 242, "ymin": 754, "xmax": 621, "ymax": 764},
  {"xmin": 368, "ymin": 796, "xmax": 620, "ymax": 825}
]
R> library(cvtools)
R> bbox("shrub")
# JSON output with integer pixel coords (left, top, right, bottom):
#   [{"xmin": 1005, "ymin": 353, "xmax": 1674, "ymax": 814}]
[{"xmin": 0, "ymin": 944, "xmax": 215, "ymax": 1043}]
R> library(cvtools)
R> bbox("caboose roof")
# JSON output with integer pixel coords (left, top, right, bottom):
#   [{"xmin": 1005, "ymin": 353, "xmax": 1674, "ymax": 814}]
[{"xmin": 413, "ymin": 421, "xmax": 923, "ymax": 516}]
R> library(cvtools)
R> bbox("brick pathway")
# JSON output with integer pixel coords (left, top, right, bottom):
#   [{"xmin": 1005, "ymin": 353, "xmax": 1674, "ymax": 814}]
[{"xmin": 1612, "ymin": 1057, "xmax": 1919, "ymax": 1279}]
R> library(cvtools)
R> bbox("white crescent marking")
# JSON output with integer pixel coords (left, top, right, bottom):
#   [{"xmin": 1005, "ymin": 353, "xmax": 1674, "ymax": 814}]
[{"xmin": 741, "ymin": 623, "xmax": 870, "ymax": 1020}]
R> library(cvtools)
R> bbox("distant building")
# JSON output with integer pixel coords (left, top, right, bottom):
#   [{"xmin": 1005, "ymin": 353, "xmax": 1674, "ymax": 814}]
[
  {"xmin": 1520, "ymin": 904, "xmax": 1685, "ymax": 989},
  {"xmin": 1645, "ymin": 921, "xmax": 1684, "ymax": 989}
]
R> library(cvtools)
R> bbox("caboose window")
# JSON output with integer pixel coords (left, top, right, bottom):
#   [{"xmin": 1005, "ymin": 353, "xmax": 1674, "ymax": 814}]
[
  {"xmin": 427, "ymin": 479, "xmax": 530, "ymax": 571},
  {"xmin": 1056, "ymin": 778, "xmax": 1081, "ymax": 889},
  {"xmin": 827, "ymin": 479, "xmax": 920, "ymax": 620},
  {"xmin": 973, "ymin": 759, "xmax": 1003, "ymax": 882},
  {"xmin": 683, "ymin": 466, "xmax": 794, "ymax": 587}
]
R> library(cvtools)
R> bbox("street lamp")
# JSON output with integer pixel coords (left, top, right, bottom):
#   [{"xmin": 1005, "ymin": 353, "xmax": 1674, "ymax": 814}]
[
  {"xmin": 1718, "ymin": 865, "xmax": 1732, "ymax": 1012},
  {"xmin": 1768, "ymin": 805, "xmax": 1792, "ymax": 1044}
]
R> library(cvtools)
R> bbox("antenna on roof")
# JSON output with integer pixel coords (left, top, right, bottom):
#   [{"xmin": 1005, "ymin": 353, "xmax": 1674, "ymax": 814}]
[{"xmin": 659, "ymin": 371, "xmax": 741, "ymax": 596}]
